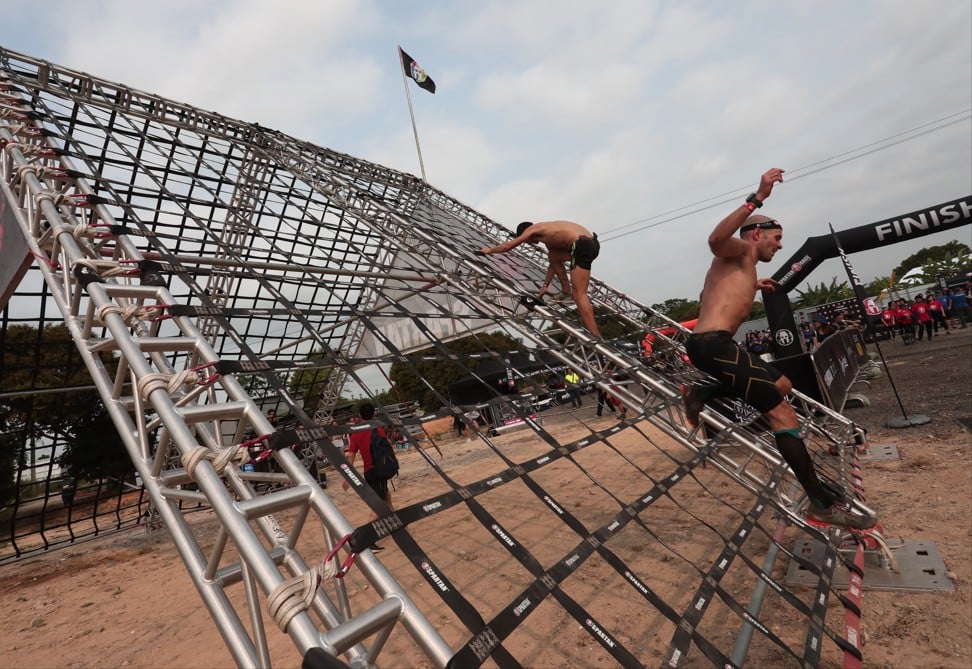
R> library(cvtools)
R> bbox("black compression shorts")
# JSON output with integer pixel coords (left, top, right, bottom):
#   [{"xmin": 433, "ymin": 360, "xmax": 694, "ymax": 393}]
[
  {"xmin": 569, "ymin": 234, "xmax": 600, "ymax": 270},
  {"xmin": 685, "ymin": 330, "xmax": 784, "ymax": 413}
]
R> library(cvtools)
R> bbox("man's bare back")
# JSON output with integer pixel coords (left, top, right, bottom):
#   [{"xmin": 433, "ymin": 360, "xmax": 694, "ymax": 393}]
[
  {"xmin": 477, "ymin": 219, "xmax": 602, "ymax": 337},
  {"xmin": 520, "ymin": 220, "xmax": 594, "ymax": 253}
]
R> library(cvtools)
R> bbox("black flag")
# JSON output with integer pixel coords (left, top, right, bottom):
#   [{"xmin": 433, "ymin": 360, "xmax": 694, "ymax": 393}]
[
  {"xmin": 829, "ymin": 222, "xmax": 924, "ymax": 425},
  {"xmin": 399, "ymin": 47, "xmax": 436, "ymax": 94},
  {"xmin": 830, "ymin": 223, "xmax": 880, "ymax": 320}
]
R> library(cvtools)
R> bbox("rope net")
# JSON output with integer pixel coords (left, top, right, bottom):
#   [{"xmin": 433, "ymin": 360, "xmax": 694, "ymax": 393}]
[{"xmin": 0, "ymin": 46, "xmax": 876, "ymax": 668}]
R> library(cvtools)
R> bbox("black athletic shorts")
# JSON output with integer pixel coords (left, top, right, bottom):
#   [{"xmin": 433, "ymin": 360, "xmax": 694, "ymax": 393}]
[
  {"xmin": 685, "ymin": 330, "xmax": 784, "ymax": 413},
  {"xmin": 365, "ymin": 469, "xmax": 390, "ymax": 501},
  {"xmin": 570, "ymin": 234, "xmax": 600, "ymax": 270}
]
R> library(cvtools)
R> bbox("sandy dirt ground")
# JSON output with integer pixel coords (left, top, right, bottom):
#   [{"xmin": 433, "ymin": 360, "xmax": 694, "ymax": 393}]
[{"xmin": 1, "ymin": 327, "xmax": 969, "ymax": 669}]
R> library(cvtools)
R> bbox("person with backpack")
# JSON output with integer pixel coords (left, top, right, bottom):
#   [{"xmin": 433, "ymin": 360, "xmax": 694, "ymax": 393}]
[{"xmin": 342, "ymin": 402, "xmax": 398, "ymax": 550}]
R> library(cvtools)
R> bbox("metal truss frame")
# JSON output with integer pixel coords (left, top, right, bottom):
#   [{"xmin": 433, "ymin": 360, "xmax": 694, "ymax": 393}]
[{"xmin": 1, "ymin": 45, "xmax": 876, "ymax": 668}]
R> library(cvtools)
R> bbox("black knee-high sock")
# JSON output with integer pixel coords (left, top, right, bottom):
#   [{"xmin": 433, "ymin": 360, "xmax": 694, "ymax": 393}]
[{"xmin": 774, "ymin": 429, "xmax": 836, "ymax": 509}]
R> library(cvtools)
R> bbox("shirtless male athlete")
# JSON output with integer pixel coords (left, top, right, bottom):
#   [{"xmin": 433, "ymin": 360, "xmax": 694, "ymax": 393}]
[
  {"xmin": 682, "ymin": 167, "xmax": 874, "ymax": 530},
  {"xmin": 478, "ymin": 220, "xmax": 602, "ymax": 338}
]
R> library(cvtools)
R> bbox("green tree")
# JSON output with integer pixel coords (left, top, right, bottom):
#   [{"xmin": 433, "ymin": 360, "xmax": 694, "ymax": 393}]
[
  {"xmin": 56, "ymin": 404, "xmax": 135, "ymax": 485},
  {"xmin": 0, "ymin": 427, "xmax": 20, "ymax": 506},
  {"xmin": 916, "ymin": 252, "xmax": 972, "ymax": 284},
  {"xmin": 891, "ymin": 240, "xmax": 971, "ymax": 280},
  {"xmin": 592, "ymin": 306, "xmax": 633, "ymax": 340},
  {"xmin": 1, "ymin": 324, "xmax": 117, "ymax": 504},
  {"xmin": 389, "ymin": 332, "xmax": 521, "ymax": 411},
  {"xmin": 748, "ymin": 299, "xmax": 766, "ymax": 320},
  {"xmin": 286, "ymin": 353, "xmax": 363, "ymax": 413},
  {"xmin": 1, "ymin": 324, "xmax": 108, "ymax": 434},
  {"xmin": 239, "ymin": 373, "xmax": 272, "ymax": 397},
  {"xmin": 793, "ymin": 277, "xmax": 853, "ymax": 308},
  {"xmin": 865, "ymin": 275, "xmax": 895, "ymax": 297},
  {"xmin": 651, "ymin": 298, "xmax": 701, "ymax": 322},
  {"xmin": 372, "ymin": 388, "xmax": 401, "ymax": 407},
  {"xmin": 287, "ymin": 355, "xmax": 338, "ymax": 413}
]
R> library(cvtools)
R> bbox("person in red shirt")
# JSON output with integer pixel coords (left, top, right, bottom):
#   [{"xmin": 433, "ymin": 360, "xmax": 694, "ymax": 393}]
[
  {"xmin": 894, "ymin": 300, "xmax": 914, "ymax": 343},
  {"xmin": 342, "ymin": 402, "xmax": 394, "ymax": 550},
  {"xmin": 928, "ymin": 294, "xmax": 950, "ymax": 336},
  {"xmin": 642, "ymin": 332, "xmax": 655, "ymax": 358},
  {"xmin": 911, "ymin": 294, "xmax": 934, "ymax": 342},
  {"xmin": 879, "ymin": 304, "xmax": 896, "ymax": 340}
]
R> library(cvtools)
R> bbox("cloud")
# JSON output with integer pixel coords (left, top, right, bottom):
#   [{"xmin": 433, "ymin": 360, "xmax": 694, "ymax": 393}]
[
  {"xmin": 4, "ymin": 0, "xmax": 968, "ymax": 310},
  {"xmin": 47, "ymin": 0, "xmax": 385, "ymax": 139}
]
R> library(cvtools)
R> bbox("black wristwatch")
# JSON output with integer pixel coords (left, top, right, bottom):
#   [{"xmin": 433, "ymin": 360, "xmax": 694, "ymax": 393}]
[{"xmin": 746, "ymin": 193, "xmax": 763, "ymax": 208}]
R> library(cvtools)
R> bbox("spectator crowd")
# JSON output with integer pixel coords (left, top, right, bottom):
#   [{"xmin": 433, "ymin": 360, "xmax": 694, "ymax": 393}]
[
  {"xmin": 877, "ymin": 285, "xmax": 969, "ymax": 344},
  {"xmin": 737, "ymin": 284, "xmax": 970, "ymax": 354}
]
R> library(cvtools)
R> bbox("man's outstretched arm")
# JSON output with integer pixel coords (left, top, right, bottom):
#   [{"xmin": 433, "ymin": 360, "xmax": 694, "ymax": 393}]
[
  {"xmin": 708, "ymin": 168, "xmax": 784, "ymax": 257},
  {"xmin": 478, "ymin": 229, "xmax": 535, "ymax": 256}
]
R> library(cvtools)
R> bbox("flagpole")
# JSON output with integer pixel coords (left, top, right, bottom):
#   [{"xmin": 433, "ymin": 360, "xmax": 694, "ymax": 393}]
[
  {"xmin": 828, "ymin": 223, "xmax": 929, "ymax": 428},
  {"xmin": 398, "ymin": 46, "xmax": 428, "ymax": 182}
]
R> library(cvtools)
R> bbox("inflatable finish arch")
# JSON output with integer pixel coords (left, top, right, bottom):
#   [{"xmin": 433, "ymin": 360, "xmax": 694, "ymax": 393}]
[{"xmin": 764, "ymin": 196, "xmax": 972, "ymax": 358}]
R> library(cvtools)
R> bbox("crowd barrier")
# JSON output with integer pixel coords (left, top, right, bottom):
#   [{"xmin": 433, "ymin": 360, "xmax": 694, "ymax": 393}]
[{"xmin": 771, "ymin": 328, "xmax": 868, "ymax": 411}]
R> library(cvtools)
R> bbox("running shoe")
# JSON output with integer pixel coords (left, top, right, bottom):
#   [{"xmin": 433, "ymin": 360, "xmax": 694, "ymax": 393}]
[
  {"xmin": 681, "ymin": 384, "xmax": 705, "ymax": 428},
  {"xmin": 806, "ymin": 504, "xmax": 877, "ymax": 531}
]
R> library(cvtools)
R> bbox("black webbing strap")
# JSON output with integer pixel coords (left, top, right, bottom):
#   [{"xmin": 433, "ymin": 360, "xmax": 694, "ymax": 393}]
[
  {"xmin": 394, "ymin": 528, "xmax": 522, "ymax": 668},
  {"xmin": 453, "ymin": 448, "xmax": 721, "ymax": 666},
  {"xmin": 55, "ymin": 122, "xmax": 675, "ymax": 669},
  {"xmin": 841, "ymin": 542, "xmax": 865, "ymax": 669},
  {"xmin": 380, "ymin": 441, "xmax": 573, "ymax": 539},
  {"xmin": 804, "ymin": 534, "xmax": 838, "ymax": 668},
  {"xmin": 733, "ymin": 484, "xmax": 864, "ymax": 665},
  {"xmin": 662, "ymin": 490, "xmax": 777, "ymax": 669},
  {"xmin": 448, "ymin": 490, "xmax": 645, "ymax": 668},
  {"xmin": 170, "ymin": 302, "xmax": 492, "ymax": 323},
  {"xmin": 551, "ymin": 589, "xmax": 644, "ymax": 667},
  {"xmin": 348, "ymin": 414, "xmax": 632, "ymax": 552},
  {"xmin": 448, "ymin": 446, "xmax": 735, "ymax": 668},
  {"xmin": 691, "ymin": 507, "xmax": 805, "ymax": 666},
  {"xmin": 110, "ymin": 220, "xmax": 413, "ymax": 529},
  {"xmin": 653, "ymin": 457, "xmax": 862, "ymax": 668},
  {"xmin": 803, "ymin": 533, "xmax": 865, "ymax": 665}
]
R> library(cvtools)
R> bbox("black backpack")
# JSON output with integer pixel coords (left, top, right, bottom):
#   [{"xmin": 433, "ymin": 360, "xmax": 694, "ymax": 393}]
[{"xmin": 369, "ymin": 429, "xmax": 399, "ymax": 481}]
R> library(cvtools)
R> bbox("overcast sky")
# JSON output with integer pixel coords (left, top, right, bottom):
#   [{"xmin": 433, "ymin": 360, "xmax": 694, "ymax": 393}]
[{"xmin": 4, "ymin": 0, "xmax": 970, "ymax": 307}]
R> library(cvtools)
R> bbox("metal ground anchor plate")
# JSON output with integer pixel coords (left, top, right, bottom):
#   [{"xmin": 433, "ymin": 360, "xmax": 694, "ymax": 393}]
[
  {"xmin": 858, "ymin": 443, "xmax": 899, "ymax": 462},
  {"xmin": 887, "ymin": 413, "xmax": 932, "ymax": 428},
  {"xmin": 785, "ymin": 540, "xmax": 954, "ymax": 592}
]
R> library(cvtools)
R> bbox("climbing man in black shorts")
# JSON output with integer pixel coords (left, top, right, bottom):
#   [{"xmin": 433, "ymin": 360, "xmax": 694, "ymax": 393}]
[
  {"xmin": 682, "ymin": 167, "xmax": 875, "ymax": 530},
  {"xmin": 478, "ymin": 220, "xmax": 602, "ymax": 338}
]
